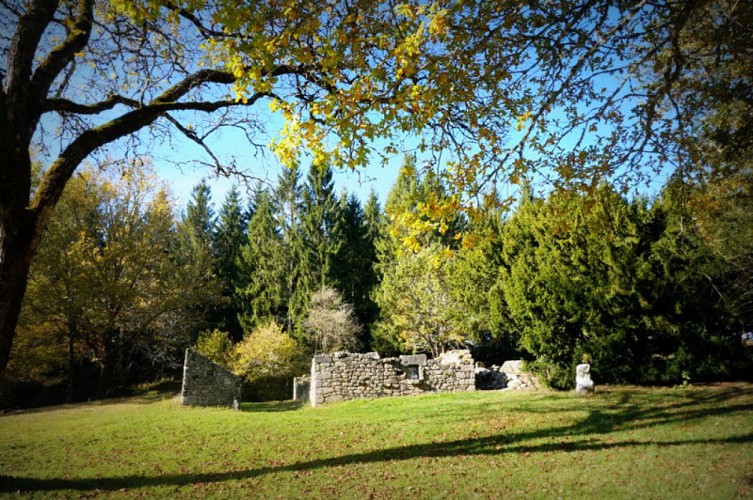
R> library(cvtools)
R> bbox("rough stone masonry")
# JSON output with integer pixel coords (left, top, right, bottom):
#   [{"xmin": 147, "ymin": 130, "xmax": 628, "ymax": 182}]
[
  {"xmin": 309, "ymin": 350, "xmax": 476, "ymax": 406},
  {"xmin": 181, "ymin": 349, "xmax": 242, "ymax": 408}
]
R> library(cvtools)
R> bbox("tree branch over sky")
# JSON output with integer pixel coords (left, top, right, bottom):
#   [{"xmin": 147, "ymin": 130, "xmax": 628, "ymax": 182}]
[{"xmin": 1, "ymin": 0, "xmax": 751, "ymax": 377}]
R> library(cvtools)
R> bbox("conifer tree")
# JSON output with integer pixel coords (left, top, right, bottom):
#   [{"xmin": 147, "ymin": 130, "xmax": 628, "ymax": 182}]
[
  {"xmin": 184, "ymin": 180, "xmax": 215, "ymax": 249},
  {"xmin": 274, "ymin": 167, "xmax": 306, "ymax": 333},
  {"xmin": 211, "ymin": 186, "xmax": 247, "ymax": 340},
  {"xmin": 299, "ymin": 164, "xmax": 341, "ymax": 293},
  {"xmin": 497, "ymin": 185, "xmax": 662, "ymax": 388},
  {"xmin": 332, "ymin": 194, "xmax": 380, "ymax": 347},
  {"xmin": 176, "ymin": 181, "xmax": 218, "ymax": 339},
  {"xmin": 237, "ymin": 188, "xmax": 286, "ymax": 331}
]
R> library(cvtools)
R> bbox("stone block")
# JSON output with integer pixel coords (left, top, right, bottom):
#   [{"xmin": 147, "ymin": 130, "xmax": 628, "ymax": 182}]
[
  {"xmin": 500, "ymin": 360, "xmax": 524, "ymax": 374},
  {"xmin": 399, "ymin": 354, "xmax": 427, "ymax": 366}
]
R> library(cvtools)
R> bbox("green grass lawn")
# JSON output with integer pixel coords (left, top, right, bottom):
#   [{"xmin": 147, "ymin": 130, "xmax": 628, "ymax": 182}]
[{"xmin": 1, "ymin": 383, "xmax": 752, "ymax": 498}]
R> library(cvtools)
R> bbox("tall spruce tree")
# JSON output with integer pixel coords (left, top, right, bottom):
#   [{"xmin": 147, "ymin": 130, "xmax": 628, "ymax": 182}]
[
  {"xmin": 237, "ymin": 188, "xmax": 286, "ymax": 331},
  {"xmin": 184, "ymin": 181, "xmax": 215, "ymax": 249},
  {"xmin": 300, "ymin": 164, "xmax": 341, "ymax": 291},
  {"xmin": 176, "ymin": 181, "xmax": 217, "ymax": 339},
  {"xmin": 274, "ymin": 167, "xmax": 306, "ymax": 333},
  {"xmin": 332, "ymin": 194, "xmax": 380, "ymax": 348},
  {"xmin": 211, "ymin": 186, "xmax": 247, "ymax": 340}
]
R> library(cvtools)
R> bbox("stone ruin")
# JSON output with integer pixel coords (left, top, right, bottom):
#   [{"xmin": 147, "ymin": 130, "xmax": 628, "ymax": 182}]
[
  {"xmin": 180, "ymin": 347, "xmax": 543, "ymax": 408},
  {"xmin": 309, "ymin": 350, "xmax": 476, "ymax": 407},
  {"xmin": 474, "ymin": 360, "xmax": 541, "ymax": 391},
  {"xmin": 575, "ymin": 363, "xmax": 595, "ymax": 395},
  {"xmin": 293, "ymin": 375, "xmax": 310, "ymax": 404},
  {"xmin": 181, "ymin": 349, "xmax": 242, "ymax": 409}
]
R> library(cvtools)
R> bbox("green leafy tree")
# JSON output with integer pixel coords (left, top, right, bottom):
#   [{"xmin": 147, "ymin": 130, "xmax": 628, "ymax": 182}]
[
  {"xmin": 230, "ymin": 321, "xmax": 305, "ymax": 401},
  {"xmin": 11, "ymin": 163, "xmax": 216, "ymax": 399},
  {"xmin": 375, "ymin": 243, "xmax": 463, "ymax": 357},
  {"xmin": 195, "ymin": 329, "xmax": 233, "ymax": 367}
]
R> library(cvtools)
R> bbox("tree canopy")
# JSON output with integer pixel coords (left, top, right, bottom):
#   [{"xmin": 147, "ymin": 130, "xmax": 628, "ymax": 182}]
[{"xmin": 2, "ymin": 0, "xmax": 751, "ymax": 377}]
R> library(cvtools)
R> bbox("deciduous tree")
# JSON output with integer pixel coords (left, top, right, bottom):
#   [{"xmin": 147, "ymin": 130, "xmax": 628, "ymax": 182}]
[
  {"xmin": 375, "ymin": 243, "xmax": 463, "ymax": 357},
  {"xmin": 12, "ymin": 162, "xmax": 216, "ymax": 398},
  {"xmin": 303, "ymin": 286, "xmax": 361, "ymax": 354}
]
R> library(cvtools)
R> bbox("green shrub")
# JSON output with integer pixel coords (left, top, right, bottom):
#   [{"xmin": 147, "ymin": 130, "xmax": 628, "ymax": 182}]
[{"xmin": 195, "ymin": 329, "xmax": 233, "ymax": 367}]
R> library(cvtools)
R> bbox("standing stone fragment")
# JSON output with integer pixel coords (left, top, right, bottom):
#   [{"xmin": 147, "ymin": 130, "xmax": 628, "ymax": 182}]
[{"xmin": 575, "ymin": 363, "xmax": 595, "ymax": 395}]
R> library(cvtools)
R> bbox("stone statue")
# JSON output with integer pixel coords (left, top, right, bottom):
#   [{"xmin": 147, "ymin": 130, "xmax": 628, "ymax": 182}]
[{"xmin": 575, "ymin": 363, "xmax": 594, "ymax": 395}]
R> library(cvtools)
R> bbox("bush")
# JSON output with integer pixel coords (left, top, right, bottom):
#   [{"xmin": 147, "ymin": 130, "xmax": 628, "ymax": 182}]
[
  {"xmin": 195, "ymin": 329, "xmax": 233, "ymax": 367},
  {"xmin": 230, "ymin": 321, "xmax": 305, "ymax": 384}
]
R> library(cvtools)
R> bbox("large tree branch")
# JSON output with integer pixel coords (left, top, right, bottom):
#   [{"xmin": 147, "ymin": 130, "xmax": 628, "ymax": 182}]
[
  {"xmin": 154, "ymin": 63, "xmax": 320, "ymax": 104},
  {"xmin": 4, "ymin": 0, "xmax": 58, "ymax": 94},
  {"xmin": 154, "ymin": 69, "xmax": 235, "ymax": 103},
  {"xmin": 30, "ymin": 0, "xmax": 94, "ymax": 101},
  {"xmin": 30, "ymin": 89, "xmax": 272, "ymax": 231},
  {"xmin": 43, "ymin": 94, "xmax": 141, "ymax": 114},
  {"xmin": 163, "ymin": 1, "xmax": 232, "ymax": 40}
]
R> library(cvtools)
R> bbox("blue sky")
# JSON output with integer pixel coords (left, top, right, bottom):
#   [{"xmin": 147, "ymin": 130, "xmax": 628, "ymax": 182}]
[
  {"xmin": 157, "ymin": 140, "xmax": 402, "ymax": 212},
  {"xmin": 151, "ymin": 108, "xmax": 402, "ymax": 211}
]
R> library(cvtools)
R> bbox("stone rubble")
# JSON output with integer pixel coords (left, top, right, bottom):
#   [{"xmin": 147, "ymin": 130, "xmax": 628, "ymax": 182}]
[{"xmin": 474, "ymin": 359, "xmax": 542, "ymax": 391}]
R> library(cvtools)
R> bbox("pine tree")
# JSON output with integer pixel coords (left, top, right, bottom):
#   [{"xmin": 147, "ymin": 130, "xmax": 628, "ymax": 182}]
[
  {"xmin": 176, "ymin": 180, "xmax": 218, "ymax": 339},
  {"xmin": 184, "ymin": 180, "xmax": 215, "ymax": 249}
]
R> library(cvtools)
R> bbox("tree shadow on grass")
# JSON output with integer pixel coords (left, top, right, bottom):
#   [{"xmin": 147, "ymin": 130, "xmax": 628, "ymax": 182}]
[
  {"xmin": 240, "ymin": 400, "xmax": 305, "ymax": 413},
  {"xmin": 2, "ymin": 386, "xmax": 752, "ymax": 494}
]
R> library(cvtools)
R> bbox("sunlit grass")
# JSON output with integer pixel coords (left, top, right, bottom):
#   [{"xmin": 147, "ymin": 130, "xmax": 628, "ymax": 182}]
[{"xmin": 1, "ymin": 384, "xmax": 752, "ymax": 497}]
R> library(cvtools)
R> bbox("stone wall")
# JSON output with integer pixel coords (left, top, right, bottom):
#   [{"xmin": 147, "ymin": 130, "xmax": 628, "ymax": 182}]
[
  {"xmin": 310, "ymin": 350, "xmax": 475, "ymax": 406},
  {"xmin": 181, "ymin": 349, "xmax": 241, "ymax": 408}
]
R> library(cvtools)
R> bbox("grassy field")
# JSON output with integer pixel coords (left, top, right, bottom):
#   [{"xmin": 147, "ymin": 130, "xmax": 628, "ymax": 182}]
[{"xmin": 1, "ymin": 383, "xmax": 752, "ymax": 498}]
